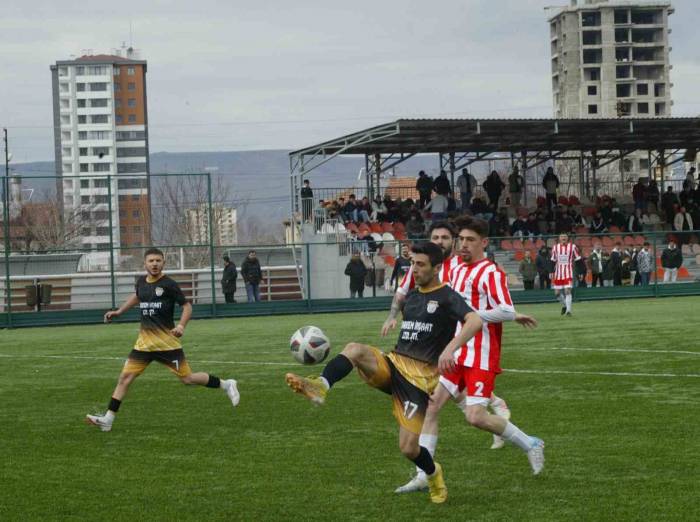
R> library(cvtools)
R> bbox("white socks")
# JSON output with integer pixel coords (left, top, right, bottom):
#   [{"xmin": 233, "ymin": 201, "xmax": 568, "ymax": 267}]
[
  {"xmin": 501, "ymin": 421, "xmax": 532, "ymax": 452},
  {"xmin": 416, "ymin": 434, "xmax": 438, "ymax": 475},
  {"xmin": 557, "ymin": 293, "xmax": 565, "ymax": 305},
  {"xmin": 565, "ymin": 294, "xmax": 572, "ymax": 312}
]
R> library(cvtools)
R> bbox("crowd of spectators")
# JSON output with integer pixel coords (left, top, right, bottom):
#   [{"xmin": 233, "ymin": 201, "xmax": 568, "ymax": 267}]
[{"xmin": 312, "ymin": 166, "xmax": 699, "ymax": 291}]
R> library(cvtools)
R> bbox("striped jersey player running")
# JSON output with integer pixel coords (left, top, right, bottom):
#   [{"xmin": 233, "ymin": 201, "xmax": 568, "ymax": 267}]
[
  {"xmin": 395, "ymin": 216, "xmax": 545, "ymax": 494},
  {"xmin": 551, "ymin": 233, "xmax": 581, "ymax": 316},
  {"xmin": 384, "ymin": 221, "xmax": 514, "ymax": 452}
]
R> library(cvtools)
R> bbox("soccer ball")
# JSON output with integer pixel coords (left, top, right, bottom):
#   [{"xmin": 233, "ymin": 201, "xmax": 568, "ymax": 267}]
[{"xmin": 290, "ymin": 326, "xmax": 331, "ymax": 365}]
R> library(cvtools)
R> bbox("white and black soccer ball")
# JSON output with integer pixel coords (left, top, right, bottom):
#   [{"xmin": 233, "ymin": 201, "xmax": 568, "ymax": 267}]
[{"xmin": 290, "ymin": 326, "xmax": 331, "ymax": 365}]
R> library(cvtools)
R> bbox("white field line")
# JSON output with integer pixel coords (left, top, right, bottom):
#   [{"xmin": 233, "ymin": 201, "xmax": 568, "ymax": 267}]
[
  {"xmin": 544, "ymin": 347, "xmax": 700, "ymax": 356},
  {"xmin": 0, "ymin": 353, "xmax": 698, "ymax": 378}
]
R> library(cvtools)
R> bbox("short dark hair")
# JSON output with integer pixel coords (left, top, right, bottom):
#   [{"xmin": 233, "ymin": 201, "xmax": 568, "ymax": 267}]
[
  {"xmin": 428, "ymin": 220, "xmax": 457, "ymax": 238},
  {"xmin": 144, "ymin": 247, "xmax": 164, "ymax": 259},
  {"xmin": 643, "ymin": 242, "xmax": 650, "ymax": 247},
  {"xmin": 411, "ymin": 242, "xmax": 443, "ymax": 267},
  {"xmin": 454, "ymin": 215, "xmax": 489, "ymax": 238},
  {"xmin": 248, "ymin": 250, "xmax": 256, "ymax": 255},
  {"xmin": 223, "ymin": 255, "xmax": 230, "ymax": 262}
]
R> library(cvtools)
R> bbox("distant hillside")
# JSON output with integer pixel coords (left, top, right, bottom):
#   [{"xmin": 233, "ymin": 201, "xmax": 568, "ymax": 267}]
[{"xmin": 9, "ymin": 150, "xmax": 450, "ymax": 232}]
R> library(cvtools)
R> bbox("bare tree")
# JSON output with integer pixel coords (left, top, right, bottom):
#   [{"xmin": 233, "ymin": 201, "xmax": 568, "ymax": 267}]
[{"xmin": 151, "ymin": 174, "xmax": 243, "ymax": 267}]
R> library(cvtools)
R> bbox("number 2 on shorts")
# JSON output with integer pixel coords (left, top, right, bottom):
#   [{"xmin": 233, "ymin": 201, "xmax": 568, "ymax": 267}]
[{"xmin": 474, "ymin": 381, "xmax": 484, "ymax": 396}]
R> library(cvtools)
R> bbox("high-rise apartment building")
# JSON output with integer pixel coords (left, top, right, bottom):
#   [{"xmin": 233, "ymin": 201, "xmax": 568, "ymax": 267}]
[
  {"xmin": 186, "ymin": 205, "xmax": 238, "ymax": 246},
  {"xmin": 50, "ymin": 48, "xmax": 150, "ymax": 257},
  {"xmin": 549, "ymin": 0, "xmax": 673, "ymax": 119}
]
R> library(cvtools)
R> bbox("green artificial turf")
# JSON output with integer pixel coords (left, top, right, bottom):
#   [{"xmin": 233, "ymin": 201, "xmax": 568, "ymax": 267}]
[{"xmin": 0, "ymin": 297, "xmax": 698, "ymax": 521}]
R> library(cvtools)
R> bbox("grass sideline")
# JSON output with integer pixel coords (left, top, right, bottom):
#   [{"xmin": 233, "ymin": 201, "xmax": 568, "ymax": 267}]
[{"xmin": 1, "ymin": 297, "xmax": 699, "ymax": 521}]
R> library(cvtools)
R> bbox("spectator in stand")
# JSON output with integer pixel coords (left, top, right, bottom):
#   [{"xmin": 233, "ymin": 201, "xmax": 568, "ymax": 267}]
[
  {"xmin": 673, "ymin": 206, "xmax": 694, "ymax": 245},
  {"xmin": 630, "ymin": 247, "xmax": 640, "ymax": 285},
  {"xmin": 389, "ymin": 243, "xmax": 412, "ymax": 291},
  {"xmin": 301, "ymin": 180, "xmax": 314, "ymax": 222},
  {"xmin": 371, "ymin": 196, "xmax": 388, "ymax": 222},
  {"xmin": 536, "ymin": 210, "xmax": 550, "ymax": 236},
  {"xmin": 510, "ymin": 214, "xmax": 529, "ymax": 238},
  {"xmin": 519, "ymin": 250, "xmax": 537, "ymax": 290},
  {"xmin": 601, "ymin": 250, "xmax": 614, "ymax": 287},
  {"xmin": 361, "ymin": 197, "xmax": 374, "ymax": 222},
  {"xmin": 470, "ymin": 197, "xmax": 492, "ymax": 221},
  {"xmin": 641, "ymin": 210, "xmax": 661, "ymax": 231},
  {"xmin": 610, "ymin": 243, "xmax": 623, "ymax": 286},
  {"xmin": 599, "ymin": 200, "xmax": 614, "ymax": 227},
  {"xmin": 456, "ymin": 168, "xmax": 477, "ymax": 211},
  {"xmin": 508, "ymin": 166, "xmax": 524, "ymax": 208},
  {"xmin": 433, "ymin": 170, "xmax": 452, "ymax": 197},
  {"xmin": 679, "ymin": 186, "xmax": 694, "ymax": 209},
  {"xmin": 632, "ymin": 177, "xmax": 647, "ymax": 212},
  {"xmin": 661, "ymin": 240, "xmax": 683, "ymax": 282},
  {"xmin": 683, "ymin": 167, "xmax": 696, "ymax": 191},
  {"xmin": 589, "ymin": 244, "xmax": 604, "ymax": 287},
  {"xmin": 620, "ymin": 254, "xmax": 632, "ymax": 286},
  {"xmin": 536, "ymin": 245, "xmax": 553, "ymax": 289},
  {"xmin": 611, "ymin": 205, "xmax": 628, "ymax": 231},
  {"xmin": 483, "ymin": 170, "xmax": 505, "ymax": 210},
  {"xmin": 415, "ymin": 170, "xmax": 433, "ymax": 209},
  {"xmin": 341, "ymin": 195, "xmax": 356, "ymax": 223},
  {"xmin": 568, "ymin": 206, "xmax": 586, "ymax": 228},
  {"xmin": 344, "ymin": 253, "xmax": 368, "ymax": 298},
  {"xmin": 489, "ymin": 207, "xmax": 510, "ymax": 237},
  {"xmin": 554, "ymin": 207, "xmax": 574, "ymax": 234},
  {"xmin": 646, "ymin": 180, "xmax": 660, "ymax": 212},
  {"xmin": 575, "ymin": 255, "xmax": 588, "ymax": 288},
  {"xmin": 637, "ymin": 242, "xmax": 654, "ymax": 286},
  {"xmin": 542, "ymin": 167, "xmax": 560, "ymax": 211},
  {"xmin": 423, "ymin": 189, "xmax": 449, "ymax": 221},
  {"xmin": 661, "ymin": 186, "xmax": 680, "ymax": 224},
  {"xmin": 526, "ymin": 212, "xmax": 539, "ymax": 237},
  {"xmin": 221, "ymin": 255, "xmax": 238, "ymax": 303},
  {"xmin": 405, "ymin": 212, "xmax": 425, "ymax": 240},
  {"xmin": 241, "ymin": 250, "xmax": 263, "ymax": 303},
  {"xmin": 628, "ymin": 208, "xmax": 644, "ymax": 233}
]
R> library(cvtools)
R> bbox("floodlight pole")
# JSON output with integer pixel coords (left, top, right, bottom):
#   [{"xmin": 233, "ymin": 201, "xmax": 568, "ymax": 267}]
[{"xmin": 2, "ymin": 128, "xmax": 12, "ymax": 327}]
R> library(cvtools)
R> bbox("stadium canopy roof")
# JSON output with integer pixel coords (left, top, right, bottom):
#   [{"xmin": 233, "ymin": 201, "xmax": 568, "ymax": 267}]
[
  {"xmin": 287, "ymin": 117, "xmax": 700, "ymax": 220},
  {"xmin": 290, "ymin": 117, "xmax": 700, "ymax": 172}
]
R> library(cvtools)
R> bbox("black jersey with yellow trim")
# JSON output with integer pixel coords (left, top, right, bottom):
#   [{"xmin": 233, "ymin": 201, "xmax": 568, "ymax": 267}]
[
  {"xmin": 133, "ymin": 274, "xmax": 188, "ymax": 352},
  {"xmin": 395, "ymin": 283, "xmax": 473, "ymax": 365}
]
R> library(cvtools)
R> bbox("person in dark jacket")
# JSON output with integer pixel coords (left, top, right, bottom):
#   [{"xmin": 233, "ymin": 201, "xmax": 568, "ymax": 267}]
[
  {"xmin": 301, "ymin": 180, "xmax": 314, "ymax": 222},
  {"xmin": 390, "ymin": 243, "xmax": 412, "ymax": 290},
  {"xmin": 433, "ymin": 170, "xmax": 452, "ymax": 196},
  {"xmin": 241, "ymin": 250, "xmax": 263, "ymax": 302},
  {"xmin": 344, "ymin": 253, "xmax": 368, "ymax": 298},
  {"xmin": 519, "ymin": 250, "xmax": 537, "ymax": 290},
  {"xmin": 221, "ymin": 255, "xmax": 238, "ymax": 303},
  {"xmin": 416, "ymin": 171, "xmax": 433, "ymax": 209},
  {"xmin": 483, "ymin": 170, "xmax": 505, "ymax": 210},
  {"xmin": 535, "ymin": 246, "xmax": 553, "ymax": 289},
  {"xmin": 542, "ymin": 167, "xmax": 560, "ymax": 211},
  {"xmin": 661, "ymin": 240, "xmax": 683, "ymax": 282}
]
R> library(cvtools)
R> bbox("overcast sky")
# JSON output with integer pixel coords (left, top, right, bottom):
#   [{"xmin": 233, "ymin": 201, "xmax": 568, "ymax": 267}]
[{"xmin": 2, "ymin": 0, "xmax": 699, "ymax": 163}]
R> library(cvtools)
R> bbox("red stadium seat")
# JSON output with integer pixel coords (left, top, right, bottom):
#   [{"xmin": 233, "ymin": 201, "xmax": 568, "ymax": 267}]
[
  {"xmin": 578, "ymin": 237, "xmax": 592, "ymax": 248},
  {"xmin": 346, "ymin": 222, "xmax": 359, "ymax": 233},
  {"xmin": 534, "ymin": 239, "xmax": 545, "ymax": 249},
  {"xmin": 679, "ymin": 267, "xmax": 690, "ymax": 279},
  {"xmin": 394, "ymin": 231, "xmax": 407, "ymax": 241},
  {"xmin": 623, "ymin": 236, "xmax": 636, "ymax": 246},
  {"xmin": 501, "ymin": 239, "xmax": 513, "ymax": 251},
  {"xmin": 602, "ymin": 236, "xmax": 614, "ymax": 248},
  {"xmin": 370, "ymin": 222, "xmax": 382, "ymax": 234},
  {"xmin": 608, "ymin": 225, "xmax": 621, "ymax": 233},
  {"xmin": 513, "ymin": 250, "xmax": 525, "ymax": 261},
  {"xmin": 381, "ymin": 222, "xmax": 394, "ymax": 233},
  {"xmin": 569, "ymin": 195, "xmax": 581, "ymax": 205},
  {"xmin": 383, "ymin": 255, "xmax": 396, "ymax": 267},
  {"xmin": 558, "ymin": 196, "xmax": 569, "ymax": 206},
  {"xmin": 512, "ymin": 239, "xmax": 524, "ymax": 250},
  {"xmin": 536, "ymin": 196, "xmax": 546, "ymax": 208},
  {"xmin": 634, "ymin": 235, "xmax": 646, "ymax": 246},
  {"xmin": 393, "ymin": 222, "xmax": 405, "ymax": 233}
]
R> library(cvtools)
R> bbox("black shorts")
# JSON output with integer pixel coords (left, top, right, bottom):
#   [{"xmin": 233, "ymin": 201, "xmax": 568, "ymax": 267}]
[{"xmin": 122, "ymin": 349, "xmax": 192, "ymax": 377}]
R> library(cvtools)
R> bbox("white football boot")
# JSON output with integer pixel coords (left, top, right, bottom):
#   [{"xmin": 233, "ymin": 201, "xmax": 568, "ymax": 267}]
[
  {"xmin": 224, "ymin": 379, "xmax": 240, "ymax": 407},
  {"xmin": 394, "ymin": 472, "xmax": 428, "ymax": 493},
  {"xmin": 85, "ymin": 413, "xmax": 113, "ymax": 432},
  {"xmin": 527, "ymin": 437, "xmax": 545, "ymax": 475}
]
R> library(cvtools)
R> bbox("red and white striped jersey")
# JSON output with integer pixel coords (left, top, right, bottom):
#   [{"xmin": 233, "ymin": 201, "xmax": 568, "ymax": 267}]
[
  {"xmin": 396, "ymin": 254, "xmax": 463, "ymax": 296},
  {"xmin": 449, "ymin": 258, "xmax": 513, "ymax": 373},
  {"xmin": 550, "ymin": 242, "xmax": 581, "ymax": 281}
]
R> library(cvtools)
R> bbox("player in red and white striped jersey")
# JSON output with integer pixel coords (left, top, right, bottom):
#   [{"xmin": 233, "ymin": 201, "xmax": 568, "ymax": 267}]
[
  {"xmin": 551, "ymin": 233, "xmax": 581, "ymax": 316},
  {"xmin": 395, "ymin": 216, "xmax": 545, "ymax": 493}
]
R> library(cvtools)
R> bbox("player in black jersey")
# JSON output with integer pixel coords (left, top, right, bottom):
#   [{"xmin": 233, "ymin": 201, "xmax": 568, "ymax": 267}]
[
  {"xmin": 85, "ymin": 248, "xmax": 240, "ymax": 432},
  {"xmin": 285, "ymin": 242, "xmax": 483, "ymax": 504}
]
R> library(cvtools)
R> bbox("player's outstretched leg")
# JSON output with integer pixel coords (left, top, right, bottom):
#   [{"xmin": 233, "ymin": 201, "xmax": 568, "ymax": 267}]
[
  {"xmin": 465, "ymin": 404, "xmax": 545, "ymax": 475},
  {"xmin": 286, "ymin": 342, "xmax": 375, "ymax": 405},
  {"xmin": 399, "ymin": 427, "xmax": 446, "ymax": 504},
  {"xmin": 85, "ymin": 370, "xmax": 139, "ymax": 432},
  {"xmin": 180, "ymin": 372, "xmax": 240, "ymax": 408},
  {"xmin": 489, "ymin": 393, "xmax": 511, "ymax": 449}
]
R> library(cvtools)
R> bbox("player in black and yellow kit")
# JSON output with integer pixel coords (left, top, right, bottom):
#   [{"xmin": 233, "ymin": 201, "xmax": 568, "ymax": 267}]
[
  {"xmin": 285, "ymin": 242, "xmax": 483, "ymax": 504},
  {"xmin": 85, "ymin": 248, "xmax": 239, "ymax": 432}
]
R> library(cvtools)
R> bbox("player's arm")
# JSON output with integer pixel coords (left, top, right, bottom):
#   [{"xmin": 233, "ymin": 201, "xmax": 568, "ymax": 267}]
[
  {"xmin": 104, "ymin": 293, "xmax": 139, "ymax": 323},
  {"xmin": 171, "ymin": 301, "xmax": 192, "ymax": 338},
  {"xmin": 480, "ymin": 271, "xmax": 537, "ymax": 328},
  {"xmin": 438, "ymin": 312, "xmax": 483, "ymax": 375},
  {"xmin": 381, "ymin": 291, "xmax": 406, "ymax": 337}
]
